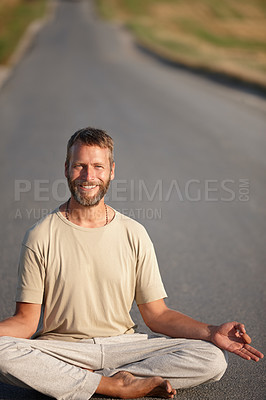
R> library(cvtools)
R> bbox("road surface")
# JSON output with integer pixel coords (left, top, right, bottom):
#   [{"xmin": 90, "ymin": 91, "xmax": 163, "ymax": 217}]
[{"xmin": 0, "ymin": 0, "xmax": 265, "ymax": 399}]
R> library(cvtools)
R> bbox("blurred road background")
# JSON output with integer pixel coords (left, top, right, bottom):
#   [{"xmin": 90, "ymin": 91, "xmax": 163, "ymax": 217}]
[{"xmin": 0, "ymin": 0, "xmax": 265, "ymax": 399}]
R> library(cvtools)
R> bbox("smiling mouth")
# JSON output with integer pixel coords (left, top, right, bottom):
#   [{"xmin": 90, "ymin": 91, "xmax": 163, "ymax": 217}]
[{"xmin": 78, "ymin": 183, "xmax": 99, "ymax": 191}]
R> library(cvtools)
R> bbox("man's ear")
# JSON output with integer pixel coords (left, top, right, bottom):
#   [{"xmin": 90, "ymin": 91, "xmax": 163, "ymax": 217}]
[
  {"xmin": 64, "ymin": 162, "xmax": 68, "ymax": 178},
  {"xmin": 110, "ymin": 162, "xmax": 115, "ymax": 181}
]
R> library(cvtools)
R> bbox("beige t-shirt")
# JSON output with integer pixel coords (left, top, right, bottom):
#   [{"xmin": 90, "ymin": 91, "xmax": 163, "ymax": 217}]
[{"xmin": 16, "ymin": 208, "xmax": 167, "ymax": 341}]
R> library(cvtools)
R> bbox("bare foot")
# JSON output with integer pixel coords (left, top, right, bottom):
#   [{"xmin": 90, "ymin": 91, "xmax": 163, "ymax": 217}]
[
  {"xmin": 96, "ymin": 371, "xmax": 176, "ymax": 399},
  {"xmin": 81, "ymin": 367, "xmax": 94, "ymax": 372}
]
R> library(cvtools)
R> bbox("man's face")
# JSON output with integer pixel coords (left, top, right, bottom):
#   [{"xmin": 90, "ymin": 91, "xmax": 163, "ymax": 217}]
[{"xmin": 65, "ymin": 142, "xmax": 115, "ymax": 207}]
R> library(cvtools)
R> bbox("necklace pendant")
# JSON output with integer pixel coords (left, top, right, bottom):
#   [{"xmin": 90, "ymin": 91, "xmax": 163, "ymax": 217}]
[{"xmin": 65, "ymin": 199, "xmax": 109, "ymax": 226}]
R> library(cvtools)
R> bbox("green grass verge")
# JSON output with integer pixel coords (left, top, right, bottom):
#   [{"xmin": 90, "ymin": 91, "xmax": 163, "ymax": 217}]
[
  {"xmin": 128, "ymin": 21, "xmax": 200, "ymax": 59},
  {"xmin": 0, "ymin": 0, "xmax": 48, "ymax": 65},
  {"xmin": 178, "ymin": 19, "xmax": 266, "ymax": 50},
  {"xmin": 96, "ymin": 0, "xmax": 266, "ymax": 87}
]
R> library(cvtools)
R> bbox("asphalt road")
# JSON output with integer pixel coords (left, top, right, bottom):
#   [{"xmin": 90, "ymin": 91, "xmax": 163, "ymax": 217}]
[{"xmin": 0, "ymin": 0, "xmax": 265, "ymax": 399}]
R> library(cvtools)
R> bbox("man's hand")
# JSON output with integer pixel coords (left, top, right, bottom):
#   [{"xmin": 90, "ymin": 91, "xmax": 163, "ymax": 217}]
[
  {"xmin": 139, "ymin": 300, "xmax": 264, "ymax": 362},
  {"xmin": 209, "ymin": 322, "xmax": 264, "ymax": 362}
]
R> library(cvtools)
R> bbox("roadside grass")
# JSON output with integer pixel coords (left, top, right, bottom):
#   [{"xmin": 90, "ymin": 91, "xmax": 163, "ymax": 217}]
[
  {"xmin": 0, "ymin": 0, "xmax": 47, "ymax": 65},
  {"xmin": 96, "ymin": 0, "xmax": 266, "ymax": 87}
]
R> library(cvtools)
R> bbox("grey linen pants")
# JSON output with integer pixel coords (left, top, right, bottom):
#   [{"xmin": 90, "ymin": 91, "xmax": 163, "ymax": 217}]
[{"xmin": 0, "ymin": 333, "xmax": 228, "ymax": 400}]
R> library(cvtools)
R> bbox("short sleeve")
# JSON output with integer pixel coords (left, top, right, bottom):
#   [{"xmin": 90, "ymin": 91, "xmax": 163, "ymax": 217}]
[
  {"xmin": 135, "ymin": 239, "xmax": 167, "ymax": 305},
  {"xmin": 15, "ymin": 244, "xmax": 45, "ymax": 304}
]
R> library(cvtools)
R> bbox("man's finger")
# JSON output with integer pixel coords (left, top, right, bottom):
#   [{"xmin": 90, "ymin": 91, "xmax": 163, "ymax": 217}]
[
  {"xmin": 241, "ymin": 332, "xmax": 251, "ymax": 344},
  {"xmin": 235, "ymin": 346, "xmax": 264, "ymax": 362},
  {"xmin": 244, "ymin": 345, "xmax": 264, "ymax": 360},
  {"xmin": 234, "ymin": 349, "xmax": 251, "ymax": 360}
]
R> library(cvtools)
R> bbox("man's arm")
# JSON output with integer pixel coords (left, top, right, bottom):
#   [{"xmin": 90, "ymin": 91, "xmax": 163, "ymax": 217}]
[
  {"xmin": 138, "ymin": 299, "xmax": 264, "ymax": 362},
  {"xmin": 0, "ymin": 302, "xmax": 41, "ymax": 339}
]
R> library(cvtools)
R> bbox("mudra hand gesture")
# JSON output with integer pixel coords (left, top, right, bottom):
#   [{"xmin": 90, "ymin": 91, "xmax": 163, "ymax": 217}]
[{"xmin": 210, "ymin": 322, "xmax": 264, "ymax": 362}]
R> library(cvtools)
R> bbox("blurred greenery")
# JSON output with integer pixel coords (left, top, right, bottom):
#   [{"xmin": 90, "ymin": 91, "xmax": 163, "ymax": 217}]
[
  {"xmin": 0, "ymin": 0, "xmax": 47, "ymax": 65},
  {"xmin": 179, "ymin": 20, "xmax": 266, "ymax": 50},
  {"xmin": 96, "ymin": 0, "xmax": 266, "ymax": 86}
]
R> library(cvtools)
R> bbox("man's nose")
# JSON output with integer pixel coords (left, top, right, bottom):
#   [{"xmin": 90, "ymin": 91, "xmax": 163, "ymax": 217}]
[{"xmin": 82, "ymin": 166, "xmax": 95, "ymax": 181}]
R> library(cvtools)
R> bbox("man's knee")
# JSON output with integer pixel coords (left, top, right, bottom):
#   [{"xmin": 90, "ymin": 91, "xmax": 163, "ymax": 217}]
[
  {"xmin": 202, "ymin": 344, "xmax": 228, "ymax": 382},
  {"xmin": 0, "ymin": 336, "xmax": 34, "ymax": 388},
  {"xmin": 0, "ymin": 337, "xmax": 15, "ymax": 372},
  {"xmin": 0, "ymin": 337, "xmax": 14, "ymax": 380},
  {"xmin": 0, "ymin": 336, "xmax": 26, "ymax": 374}
]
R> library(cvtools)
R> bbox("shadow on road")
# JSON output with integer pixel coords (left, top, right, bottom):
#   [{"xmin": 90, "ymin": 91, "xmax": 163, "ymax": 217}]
[
  {"xmin": 0, "ymin": 383, "xmax": 50, "ymax": 399},
  {"xmin": 136, "ymin": 44, "xmax": 266, "ymax": 100},
  {"xmin": 0, "ymin": 380, "xmax": 232, "ymax": 400}
]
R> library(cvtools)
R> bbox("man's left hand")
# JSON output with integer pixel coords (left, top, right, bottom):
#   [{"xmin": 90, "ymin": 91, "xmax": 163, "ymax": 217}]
[{"xmin": 210, "ymin": 322, "xmax": 264, "ymax": 361}]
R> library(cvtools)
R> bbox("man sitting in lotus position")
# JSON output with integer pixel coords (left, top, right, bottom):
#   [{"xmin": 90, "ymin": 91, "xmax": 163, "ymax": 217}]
[{"xmin": 0, "ymin": 127, "xmax": 263, "ymax": 399}]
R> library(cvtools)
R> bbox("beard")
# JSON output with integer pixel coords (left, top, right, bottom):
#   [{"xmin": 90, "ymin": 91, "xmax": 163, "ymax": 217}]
[{"xmin": 67, "ymin": 174, "xmax": 111, "ymax": 207}]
